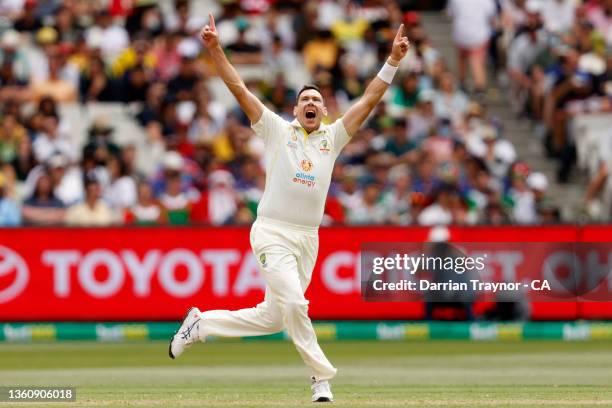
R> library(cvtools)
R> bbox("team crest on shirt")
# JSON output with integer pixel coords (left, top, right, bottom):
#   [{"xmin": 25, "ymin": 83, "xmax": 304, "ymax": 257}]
[
  {"xmin": 259, "ymin": 253, "xmax": 267, "ymax": 267},
  {"xmin": 287, "ymin": 133, "xmax": 298, "ymax": 149},
  {"xmin": 300, "ymin": 159, "xmax": 313, "ymax": 172},
  {"xmin": 318, "ymin": 138, "xmax": 331, "ymax": 154}
]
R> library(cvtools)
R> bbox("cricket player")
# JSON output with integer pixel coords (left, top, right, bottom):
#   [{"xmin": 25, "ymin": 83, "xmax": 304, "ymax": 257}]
[{"xmin": 169, "ymin": 13, "xmax": 410, "ymax": 402}]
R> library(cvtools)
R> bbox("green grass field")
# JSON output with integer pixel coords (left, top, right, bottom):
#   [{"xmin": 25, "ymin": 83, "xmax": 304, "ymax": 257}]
[{"xmin": 1, "ymin": 340, "xmax": 612, "ymax": 407}]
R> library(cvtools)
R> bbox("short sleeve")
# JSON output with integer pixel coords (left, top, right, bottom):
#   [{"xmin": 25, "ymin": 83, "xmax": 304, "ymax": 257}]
[
  {"xmin": 250, "ymin": 107, "xmax": 287, "ymax": 145},
  {"xmin": 332, "ymin": 118, "xmax": 351, "ymax": 155}
]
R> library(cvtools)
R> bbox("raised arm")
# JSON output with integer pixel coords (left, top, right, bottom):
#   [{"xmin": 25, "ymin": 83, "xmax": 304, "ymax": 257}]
[
  {"xmin": 342, "ymin": 25, "xmax": 410, "ymax": 136},
  {"xmin": 200, "ymin": 13, "xmax": 264, "ymax": 124}
]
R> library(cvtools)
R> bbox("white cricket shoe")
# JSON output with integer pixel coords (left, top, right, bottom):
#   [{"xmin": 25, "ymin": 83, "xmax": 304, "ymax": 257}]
[
  {"xmin": 168, "ymin": 307, "xmax": 201, "ymax": 359},
  {"xmin": 311, "ymin": 377, "xmax": 333, "ymax": 402}
]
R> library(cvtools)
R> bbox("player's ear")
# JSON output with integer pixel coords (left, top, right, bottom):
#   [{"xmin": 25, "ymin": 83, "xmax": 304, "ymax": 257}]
[
  {"xmin": 322, "ymin": 106, "xmax": 328, "ymax": 116},
  {"xmin": 293, "ymin": 105, "xmax": 298, "ymax": 117}
]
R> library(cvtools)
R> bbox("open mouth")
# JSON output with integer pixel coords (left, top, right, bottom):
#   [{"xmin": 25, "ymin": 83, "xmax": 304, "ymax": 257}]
[{"xmin": 305, "ymin": 109, "xmax": 316, "ymax": 119}]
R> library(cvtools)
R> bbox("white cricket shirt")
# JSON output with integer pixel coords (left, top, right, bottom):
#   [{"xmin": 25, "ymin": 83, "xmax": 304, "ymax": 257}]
[{"xmin": 251, "ymin": 107, "xmax": 351, "ymax": 228}]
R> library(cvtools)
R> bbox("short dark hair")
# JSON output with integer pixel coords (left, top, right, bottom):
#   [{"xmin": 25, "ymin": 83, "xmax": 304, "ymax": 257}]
[{"xmin": 296, "ymin": 85, "xmax": 323, "ymax": 102}]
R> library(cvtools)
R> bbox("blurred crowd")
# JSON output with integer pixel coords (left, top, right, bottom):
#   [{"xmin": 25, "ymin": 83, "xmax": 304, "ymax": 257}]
[{"xmin": 1, "ymin": 0, "xmax": 607, "ymax": 227}]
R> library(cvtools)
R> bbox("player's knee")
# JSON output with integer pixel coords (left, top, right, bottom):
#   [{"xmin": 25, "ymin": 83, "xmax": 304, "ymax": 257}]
[{"xmin": 282, "ymin": 299, "xmax": 309, "ymax": 318}]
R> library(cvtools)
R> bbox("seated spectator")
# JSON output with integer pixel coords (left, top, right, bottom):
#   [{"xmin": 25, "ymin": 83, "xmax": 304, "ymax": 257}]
[
  {"xmin": 21, "ymin": 172, "xmax": 65, "ymax": 225},
  {"xmin": 191, "ymin": 169, "xmax": 238, "ymax": 225},
  {"xmin": 79, "ymin": 56, "xmax": 115, "ymax": 102},
  {"xmin": 82, "ymin": 117, "xmax": 121, "ymax": 163},
  {"xmin": 417, "ymin": 184, "xmax": 457, "ymax": 226},
  {"xmin": 225, "ymin": 19, "xmax": 263, "ymax": 65},
  {"xmin": 408, "ymin": 90, "xmax": 437, "ymax": 144},
  {"xmin": 32, "ymin": 113, "xmax": 76, "ymax": 163},
  {"xmin": 348, "ymin": 182, "xmax": 387, "ymax": 224},
  {"xmin": 159, "ymin": 171, "xmax": 197, "ymax": 225},
  {"xmin": 0, "ymin": 172, "xmax": 20, "ymax": 226},
  {"xmin": 506, "ymin": 162, "xmax": 538, "ymax": 224},
  {"xmin": 383, "ymin": 119, "xmax": 416, "ymax": 158},
  {"xmin": 433, "ymin": 72, "xmax": 469, "ymax": 125},
  {"xmin": 0, "ymin": 112, "xmax": 27, "ymax": 163},
  {"xmin": 30, "ymin": 52, "xmax": 77, "ymax": 103},
  {"xmin": 382, "ymin": 166, "xmax": 413, "ymax": 225},
  {"xmin": 10, "ymin": 136, "xmax": 35, "ymax": 182},
  {"xmin": 389, "ymin": 72, "xmax": 422, "ymax": 113},
  {"xmin": 507, "ymin": 5, "xmax": 549, "ymax": 104},
  {"xmin": 103, "ymin": 155, "xmax": 137, "ymax": 211},
  {"xmin": 65, "ymin": 172, "xmax": 116, "ymax": 226},
  {"xmin": 125, "ymin": 181, "xmax": 166, "ymax": 225}
]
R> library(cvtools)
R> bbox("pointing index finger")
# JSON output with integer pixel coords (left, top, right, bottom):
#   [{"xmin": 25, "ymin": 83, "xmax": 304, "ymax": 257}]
[
  {"xmin": 395, "ymin": 24, "xmax": 404, "ymax": 41},
  {"xmin": 209, "ymin": 13, "xmax": 216, "ymax": 31}
]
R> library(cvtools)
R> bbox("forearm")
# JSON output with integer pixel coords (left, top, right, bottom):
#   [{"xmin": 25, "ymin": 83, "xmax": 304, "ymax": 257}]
[
  {"xmin": 342, "ymin": 57, "xmax": 397, "ymax": 135},
  {"xmin": 363, "ymin": 57, "xmax": 399, "ymax": 106},
  {"xmin": 209, "ymin": 45, "xmax": 248, "ymax": 94},
  {"xmin": 208, "ymin": 45, "xmax": 262, "ymax": 122}
]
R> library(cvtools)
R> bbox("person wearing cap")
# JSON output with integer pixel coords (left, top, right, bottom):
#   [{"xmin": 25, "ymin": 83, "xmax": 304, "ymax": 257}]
[
  {"xmin": 168, "ymin": 13, "xmax": 411, "ymax": 403},
  {"xmin": 0, "ymin": 29, "xmax": 30, "ymax": 85}
]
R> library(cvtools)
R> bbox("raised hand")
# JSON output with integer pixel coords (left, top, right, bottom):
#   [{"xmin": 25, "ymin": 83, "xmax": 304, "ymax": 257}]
[
  {"xmin": 200, "ymin": 13, "xmax": 219, "ymax": 49},
  {"xmin": 389, "ymin": 24, "xmax": 410, "ymax": 65}
]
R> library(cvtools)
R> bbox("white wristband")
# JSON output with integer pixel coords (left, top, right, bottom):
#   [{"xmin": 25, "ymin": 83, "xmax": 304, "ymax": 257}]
[{"xmin": 377, "ymin": 61, "xmax": 398, "ymax": 84}]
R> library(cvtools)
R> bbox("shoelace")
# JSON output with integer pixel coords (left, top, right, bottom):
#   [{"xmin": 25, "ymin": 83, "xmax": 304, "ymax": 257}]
[
  {"xmin": 180, "ymin": 318, "xmax": 201, "ymax": 342},
  {"xmin": 311, "ymin": 379, "xmax": 330, "ymax": 394}
]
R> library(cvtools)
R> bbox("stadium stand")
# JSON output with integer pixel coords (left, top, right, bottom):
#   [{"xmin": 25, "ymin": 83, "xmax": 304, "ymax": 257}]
[{"xmin": 0, "ymin": 0, "xmax": 609, "ymax": 227}]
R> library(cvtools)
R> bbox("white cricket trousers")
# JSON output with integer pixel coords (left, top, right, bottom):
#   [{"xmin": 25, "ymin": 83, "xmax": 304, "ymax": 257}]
[{"xmin": 198, "ymin": 216, "xmax": 337, "ymax": 380}]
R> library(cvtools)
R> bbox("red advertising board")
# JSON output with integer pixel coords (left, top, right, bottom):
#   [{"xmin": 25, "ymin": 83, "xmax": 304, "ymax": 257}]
[{"xmin": 0, "ymin": 225, "xmax": 611, "ymax": 321}]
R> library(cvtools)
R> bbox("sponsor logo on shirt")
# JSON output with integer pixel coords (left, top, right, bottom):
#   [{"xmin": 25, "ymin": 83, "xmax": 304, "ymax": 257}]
[
  {"xmin": 293, "ymin": 172, "xmax": 316, "ymax": 188},
  {"xmin": 300, "ymin": 159, "xmax": 313, "ymax": 172},
  {"xmin": 319, "ymin": 139, "xmax": 331, "ymax": 154},
  {"xmin": 287, "ymin": 133, "xmax": 298, "ymax": 149}
]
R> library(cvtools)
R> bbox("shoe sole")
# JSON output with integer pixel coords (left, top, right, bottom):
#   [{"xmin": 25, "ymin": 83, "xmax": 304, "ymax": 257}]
[
  {"xmin": 314, "ymin": 397, "xmax": 332, "ymax": 402},
  {"xmin": 168, "ymin": 306, "xmax": 197, "ymax": 360}
]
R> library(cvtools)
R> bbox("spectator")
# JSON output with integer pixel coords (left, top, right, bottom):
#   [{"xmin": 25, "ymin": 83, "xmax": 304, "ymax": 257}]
[
  {"xmin": 540, "ymin": 0, "xmax": 576, "ymax": 34},
  {"xmin": 21, "ymin": 172, "xmax": 65, "ymax": 225},
  {"xmin": 191, "ymin": 169, "xmax": 238, "ymax": 225},
  {"xmin": 506, "ymin": 162, "xmax": 538, "ymax": 224},
  {"xmin": 30, "ymin": 51, "xmax": 77, "ymax": 103},
  {"xmin": 125, "ymin": 181, "xmax": 166, "ymax": 225},
  {"xmin": 418, "ymin": 184, "xmax": 456, "ymax": 226},
  {"xmin": 348, "ymin": 182, "xmax": 387, "ymax": 224},
  {"xmin": 65, "ymin": 172, "xmax": 116, "ymax": 226},
  {"xmin": 389, "ymin": 72, "xmax": 422, "ymax": 113},
  {"xmin": 159, "ymin": 171, "xmax": 197, "ymax": 225},
  {"xmin": 0, "ymin": 172, "xmax": 20, "ymax": 226},
  {"xmin": 10, "ymin": 136, "xmax": 35, "ymax": 181},
  {"xmin": 32, "ymin": 113, "xmax": 76, "ymax": 163},
  {"xmin": 433, "ymin": 72, "xmax": 470, "ymax": 125},
  {"xmin": 448, "ymin": 0, "xmax": 497, "ymax": 93},
  {"xmin": 0, "ymin": 112, "xmax": 27, "ymax": 163},
  {"xmin": 103, "ymin": 155, "xmax": 137, "ymax": 211}
]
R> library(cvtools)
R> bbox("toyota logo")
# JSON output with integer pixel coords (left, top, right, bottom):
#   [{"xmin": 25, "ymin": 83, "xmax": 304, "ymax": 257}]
[{"xmin": 0, "ymin": 246, "xmax": 29, "ymax": 303}]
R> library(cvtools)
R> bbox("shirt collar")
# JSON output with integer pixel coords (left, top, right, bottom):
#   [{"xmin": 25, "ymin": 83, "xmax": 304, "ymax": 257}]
[{"xmin": 290, "ymin": 119, "xmax": 325, "ymax": 135}]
